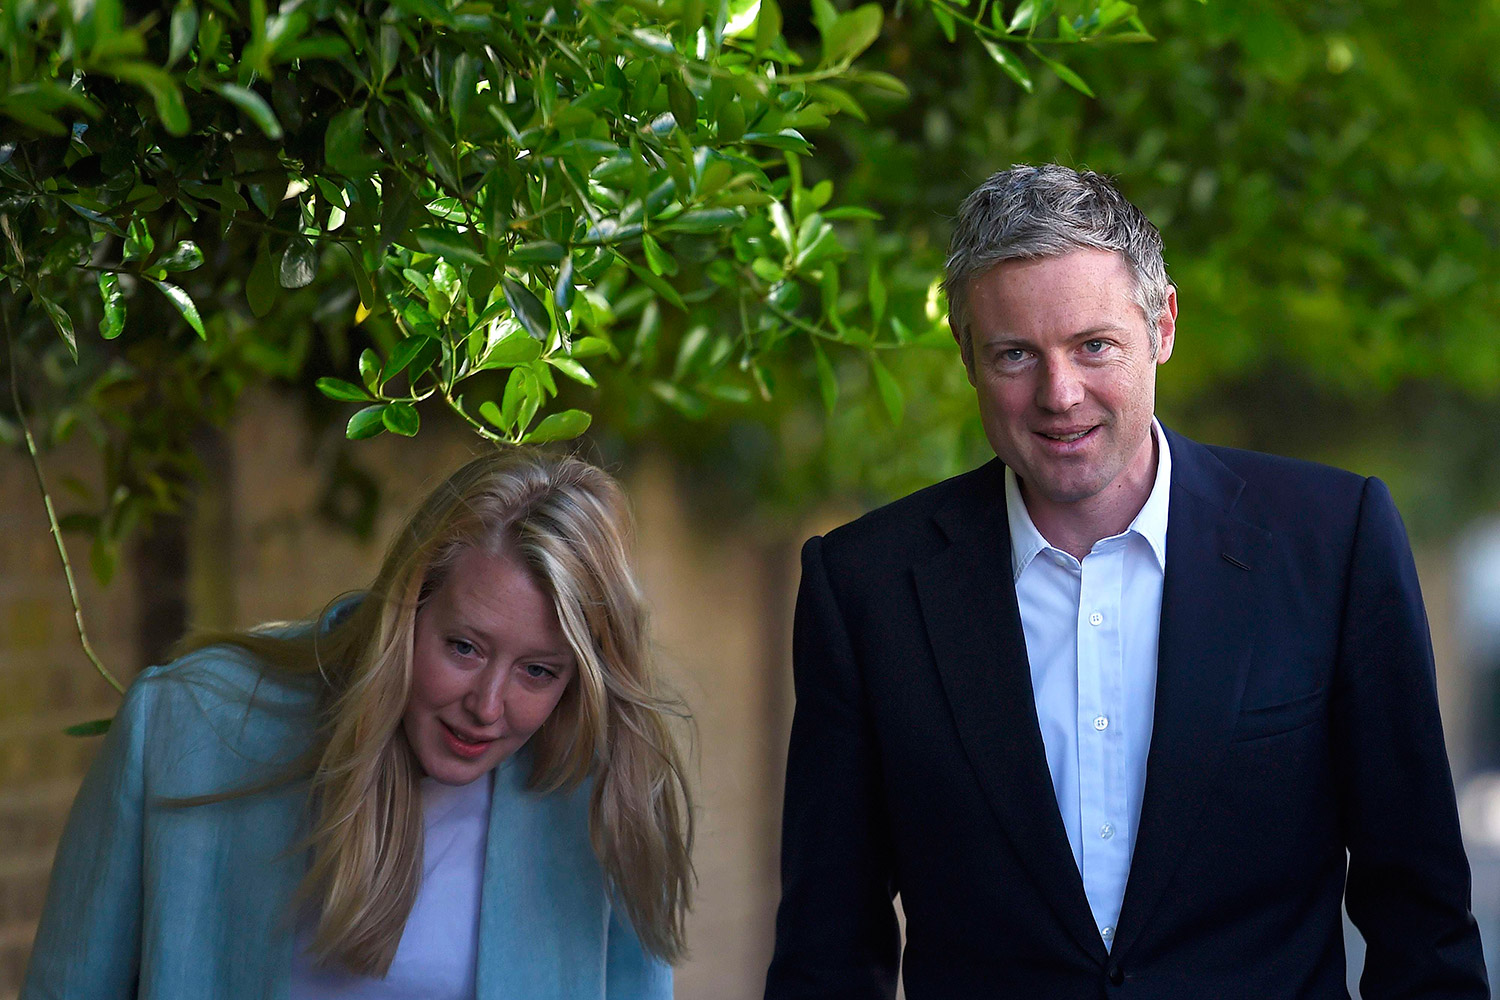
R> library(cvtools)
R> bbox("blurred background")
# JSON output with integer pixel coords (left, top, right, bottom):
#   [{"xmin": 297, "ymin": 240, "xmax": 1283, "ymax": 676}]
[{"xmin": 6, "ymin": 0, "xmax": 1500, "ymax": 996}]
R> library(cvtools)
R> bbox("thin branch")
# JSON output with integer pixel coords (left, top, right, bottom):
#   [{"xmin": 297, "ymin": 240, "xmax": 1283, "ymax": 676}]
[{"xmin": 3, "ymin": 305, "xmax": 126, "ymax": 696}]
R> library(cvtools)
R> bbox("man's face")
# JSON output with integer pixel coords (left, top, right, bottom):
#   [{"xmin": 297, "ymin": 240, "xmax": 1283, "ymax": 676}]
[{"xmin": 960, "ymin": 249, "xmax": 1175, "ymax": 511}]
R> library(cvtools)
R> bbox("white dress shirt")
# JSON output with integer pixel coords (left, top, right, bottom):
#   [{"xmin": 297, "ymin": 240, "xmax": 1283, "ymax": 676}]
[
  {"xmin": 1005, "ymin": 420, "xmax": 1171, "ymax": 950},
  {"xmin": 289, "ymin": 770, "xmax": 492, "ymax": 999}
]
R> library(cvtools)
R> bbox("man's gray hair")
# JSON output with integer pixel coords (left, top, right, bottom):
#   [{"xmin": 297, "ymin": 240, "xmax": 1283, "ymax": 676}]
[{"xmin": 943, "ymin": 164, "xmax": 1171, "ymax": 366}]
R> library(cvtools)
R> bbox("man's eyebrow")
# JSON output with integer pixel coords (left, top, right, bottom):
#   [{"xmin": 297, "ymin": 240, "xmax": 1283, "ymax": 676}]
[{"xmin": 975, "ymin": 322, "xmax": 1130, "ymax": 347}]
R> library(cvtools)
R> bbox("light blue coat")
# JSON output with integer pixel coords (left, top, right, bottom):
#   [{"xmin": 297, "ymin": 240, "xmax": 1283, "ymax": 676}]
[{"xmin": 21, "ymin": 645, "xmax": 671, "ymax": 1000}]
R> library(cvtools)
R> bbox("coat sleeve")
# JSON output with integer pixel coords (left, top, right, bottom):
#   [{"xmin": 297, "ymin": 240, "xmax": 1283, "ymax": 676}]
[
  {"xmin": 21, "ymin": 667, "xmax": 155, "ymax": 1000},
  {"xmin": 603, "ymin": 904, "xmax": 672, "ymax": 999},
  {"xmin": 764, "ymin": 536, "xmax": 900, "ymax": 1000},
  {"xmin": 1333, "ymin": 477, "xmax": 1489, "ymax": 999}
]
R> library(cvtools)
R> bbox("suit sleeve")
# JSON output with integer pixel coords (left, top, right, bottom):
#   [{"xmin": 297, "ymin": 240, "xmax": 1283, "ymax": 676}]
[
  {"xmin": 765, "ymin": 536, "xmax": 900, "ymax": 1000},
  {"xmin": 21, "ymin": 669, "xmax": 153, "ymax": 1000},
  {"xmin": 1333, "ymin": 478, "xmax": 1489, "ymax": 999},
  {"xmin": 603, "ymin": 903, "xmax": 672, "ymax": 999}
]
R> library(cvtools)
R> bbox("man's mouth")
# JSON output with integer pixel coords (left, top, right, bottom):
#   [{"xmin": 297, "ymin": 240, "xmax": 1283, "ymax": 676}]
[{"xmin": 1037, "ymin": 427, "xmax": 1096, "ymax": 443}]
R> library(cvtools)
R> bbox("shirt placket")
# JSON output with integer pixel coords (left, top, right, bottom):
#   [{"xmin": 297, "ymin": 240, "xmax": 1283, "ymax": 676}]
[{"xmin": 1077, "ymin": 541, "xmax": 1129, "ymax": 948}]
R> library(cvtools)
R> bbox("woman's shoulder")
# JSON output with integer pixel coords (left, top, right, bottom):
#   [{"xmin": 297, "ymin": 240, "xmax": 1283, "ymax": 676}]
[{"xmin": 124, "ymin": 640, "xmax": 324, "ymax": 784}]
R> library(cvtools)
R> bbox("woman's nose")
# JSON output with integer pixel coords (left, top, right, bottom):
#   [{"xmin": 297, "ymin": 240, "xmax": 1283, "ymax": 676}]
[{"xmin": 463, "ymin": 669, "xmax": 506, "ymax": 726}]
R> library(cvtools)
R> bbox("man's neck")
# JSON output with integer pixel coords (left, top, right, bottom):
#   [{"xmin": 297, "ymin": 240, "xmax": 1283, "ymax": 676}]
[{"xmin": 1020, "ymin": 431, "xmax": 1159, "ymax": 561}]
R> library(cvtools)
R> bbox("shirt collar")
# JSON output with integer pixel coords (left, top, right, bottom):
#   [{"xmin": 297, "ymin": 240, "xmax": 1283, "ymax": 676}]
[{"xmin": 1004, "ymin": 418, "xmax": 1172, "ymax": 581}]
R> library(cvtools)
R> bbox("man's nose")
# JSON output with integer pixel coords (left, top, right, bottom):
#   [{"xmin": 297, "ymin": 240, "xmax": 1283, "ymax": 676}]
[
  {"xmin": 1035, "ymin": 359, "xmax": 1085, "ymax": 412},
  {"xmin": 464, "ymin": 669, "xmax": 507, "ymax": 726}
]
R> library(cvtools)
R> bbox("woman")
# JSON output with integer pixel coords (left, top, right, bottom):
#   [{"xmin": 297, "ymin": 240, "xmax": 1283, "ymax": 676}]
[{"xmin": 22, "ymin": 450, "xmax": 693, "ymax": 1000}]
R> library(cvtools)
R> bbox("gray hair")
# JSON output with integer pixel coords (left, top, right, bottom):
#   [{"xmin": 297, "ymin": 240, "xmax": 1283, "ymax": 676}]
[{"xmin": 943, "ymin": 164, "xmax": 1171, "ymax": 365}]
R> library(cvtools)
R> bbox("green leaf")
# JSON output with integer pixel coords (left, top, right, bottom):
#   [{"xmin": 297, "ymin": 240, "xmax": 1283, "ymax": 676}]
[
  {"xmin": 813, "ymin": 341, "xmax": 838, "ymax": 414},
  {"xmin": 324, "ymin": 107, "xmax": 381, "ymax": 177},
  {"xmin": 868, "ymin": 264, "xmax": 886, "ymax": 324},
  {"xmin": 97, "ymin": 272, "xmax": 125, "ymax": 340},
  {"xmin": 279, "ymin": 238, "xmax": 317, "ymax": 288},
  {"xmin": 981, "ymin": 38, "xmax": 1033, "ymax": 92},
  {"xmin": 316, "ymin": 377, "xmax": 373, "ymax": 402},
  {"xmin": 37, "ymin": 294, "xmax": 77, "ymax": 359},
  {"xmin": 149, "ymin": 280, "xmax": 205, "ymax": 338},
  {"xmin": 64, "ymin": 718, "xmax": 113, "ymax": 737},
  {"xmin": 158, "ymin": 241, "xmax": 204, "ymax": 272},
  {"xmin": 524, "ymin": 408, "xmax": 592, "ymax": 443},
  {"xmin": 1010, "ymin": 0, "xmax": 1041, "ymax": 31},
  {"xmin": 503, "ymin": 278, "xmax": 551, "ymax": 340},
  {"xmin": 642, "ymin": 233, "xmax": 679, "ymax": 276},
  {"xmin": 247, "ymin": 239, "xmax": 277, "ymax": 316},
  {"xmin": 554, "ymin": 255, "xmax": 575, "ymax": 312},
  {"xmin": 667, "ymin": 76, "xmax": 698, "ymax": 134},
  {"xmin": 411, "ymin": 228, "xmax": 486, "ymax": 265},
  {"xmin": 214, "ymin": 84, "xmax": 283, "ymax": 140},
  {"xmin": 123, "ymin": 219, "xmax": 154, "ymax": 263},
  {"xmin": 480, "ymin": 332, "xmax": 544, "ymax": 368},
  {"xmin": 624, "ymin": 260, "xmax": 687, "ymax": 311},
  {"xmin": 382, "ymin": 402, "xmax": 420, "ymax": 436},
  {"xmin": 510, "ymin": 241, "xmax": 567, "ymax": 265},
  {"xmin": 823, "ymin": 3, "xmax": 883, "ymax": 66},
  {"xmin": 359, "ymin": 348, "xmax": 381, "ymax": 390},
  {"xmin": 1032, "ymin": 48, "xmax": 1094, "ymax": 97},
  {"xmin": 450, "ymin": 51, "xmax": 480, "ymax": 129},
  {"xmin": 755, "ymin": 0, "xmax": 782, "ymax": 54},
  {"xmin": 104, "ymin": 61, "xmax": 189, "ymax": 134},
  {"xmin": 823, "ymin": 206, "xmax": 884, "ymax": 221},
  {"xmin": 548, "ymin": 358, "xmax": 596, "ymax": 387},
  {"xmin": 381, "ymin": 335, "xmax": 439, "ymax": 383},
  {"xmin": 869, "ymin": 354, "xmax": 903, "ymax": 424},
  {"xmin": 168, "ymin": 1, "xmax": 199, "ymax": 66},
  {"xmin": 346, "ymin": 404, "xmax": 388, "ymax": 439},
  {"xmin": 479, "ymin": 400, "xmax": 509, "ymax": 431},
  {"xmin": 570, "ymin": 336, "xmax": 613, "ymax": 358}
]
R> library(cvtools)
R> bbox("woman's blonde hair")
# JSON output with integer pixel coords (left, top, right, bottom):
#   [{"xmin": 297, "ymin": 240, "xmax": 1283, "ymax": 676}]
[{"xmin": 191, "ymin": 449, "xmax": 693, "ymax": 974}]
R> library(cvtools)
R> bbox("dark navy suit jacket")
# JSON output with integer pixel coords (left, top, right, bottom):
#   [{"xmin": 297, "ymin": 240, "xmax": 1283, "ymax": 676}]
[{"xmin": 766, "ymin": 428, "xmax": 1488, "ymax": 999}]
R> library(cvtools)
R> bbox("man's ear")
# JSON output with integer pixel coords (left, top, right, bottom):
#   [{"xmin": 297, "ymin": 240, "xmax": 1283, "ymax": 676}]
[
  {"xmin": 951, "ymin": 316, "xmax": 977, "ymax": 386},
  {"xmin": 1155, "ymin": 285, "xmax": 1178, "ymax": 365}
]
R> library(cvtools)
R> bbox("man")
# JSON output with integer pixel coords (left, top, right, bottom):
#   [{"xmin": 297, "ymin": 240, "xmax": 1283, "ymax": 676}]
[{"xmin": 764, "ymin": 165, "xmax": 1488, "ymax": 999}]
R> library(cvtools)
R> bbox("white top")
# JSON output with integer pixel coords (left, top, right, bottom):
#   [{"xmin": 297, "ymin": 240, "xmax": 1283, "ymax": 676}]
[
  {"xmin": 288, "ymin": 771, "xmax": 493, "ymax": 999},
  {"xmin": 1005, "ymin": 419, "xmax": 1171, "ymax": 951}
]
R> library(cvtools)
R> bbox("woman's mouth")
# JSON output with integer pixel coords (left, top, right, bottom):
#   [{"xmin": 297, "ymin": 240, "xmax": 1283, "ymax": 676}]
[{"xmin": 441, "ymin": 721, "xmax": 495, "ymax": 760}]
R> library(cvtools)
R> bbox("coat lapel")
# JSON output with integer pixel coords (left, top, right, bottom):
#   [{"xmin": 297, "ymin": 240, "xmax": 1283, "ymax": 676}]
[
  {"xmin": 476, "ymin": 756, "xmax": 608, "ymax": 1000},
  {"xmin": 1111, "ymin": 432, "xmax": 1271, "ymax": 959},
  {"xmin": 913, "ymin": 461, "xmax": 1110, "ymax": 966}
]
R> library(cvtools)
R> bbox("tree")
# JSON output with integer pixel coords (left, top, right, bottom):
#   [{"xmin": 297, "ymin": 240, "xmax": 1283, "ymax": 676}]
[{"xmin": 1, "ymin": 0, "xmax": 1145, "ymax": 690}]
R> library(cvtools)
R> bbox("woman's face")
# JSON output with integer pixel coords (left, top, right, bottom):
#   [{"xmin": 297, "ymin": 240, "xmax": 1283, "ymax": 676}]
[{"xmin": 404, "ymin": 543, "xmax": 577, "ymax": 785}]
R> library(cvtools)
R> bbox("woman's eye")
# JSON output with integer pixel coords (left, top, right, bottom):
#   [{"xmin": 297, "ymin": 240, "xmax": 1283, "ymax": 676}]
[
  {"xmin": 449, "ymin": 638, "xmax": 478, "ymax": 658},
  {"xmin": 522, "ymin": 662, "xmax": 558, "ymax": 680}
]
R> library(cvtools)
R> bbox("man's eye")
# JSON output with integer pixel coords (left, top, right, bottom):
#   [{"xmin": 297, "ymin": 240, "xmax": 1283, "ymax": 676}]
[
  {"xmin": 1083, "ymin": 340, "xmax": 1106, "ymax": 353},
  {"xmin": 1000, "ymin": 349, "xmax": 1027, "ymax": 363}
]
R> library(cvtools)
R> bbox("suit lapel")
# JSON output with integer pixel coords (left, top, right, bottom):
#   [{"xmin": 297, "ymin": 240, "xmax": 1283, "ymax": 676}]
[
  {"xmin": 1112, "ymin": 433, "xmax": 1271, "ymax": 959},
  {"xmin": 913, "ymin": 461, "xmax": 1109, "ymax": 966}
]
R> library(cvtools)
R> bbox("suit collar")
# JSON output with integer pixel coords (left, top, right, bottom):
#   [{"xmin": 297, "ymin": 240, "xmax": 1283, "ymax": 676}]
[{"xmin": 1003, "ymin": 419, "xmax": 1173, "ymax": 579}]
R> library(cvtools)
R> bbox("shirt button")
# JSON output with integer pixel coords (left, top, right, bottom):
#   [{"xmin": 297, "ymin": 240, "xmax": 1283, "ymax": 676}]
[
  {"xmin": 1100, "ymin": 822, "xmax": 1115, "ymax": 839},
  {"xmin": 1093, "ymin": 715, "xmax": 1109, "ymax": 731},
  {"xmin": 1102, "ymin": 926, "xmax": 1115, "ymax": 942},
  {"xmin": 1088, "ymin": 611, "xmax": 1103, "ymax": 626}
]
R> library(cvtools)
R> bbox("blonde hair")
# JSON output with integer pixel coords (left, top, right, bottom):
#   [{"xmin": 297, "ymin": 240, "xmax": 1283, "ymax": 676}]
[{"xmin": 187, "ymin": 450, "xmax": 694, "ymax": 973}]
